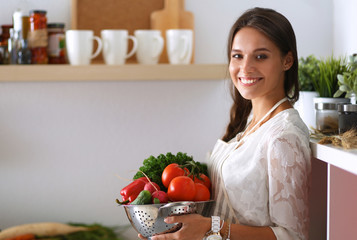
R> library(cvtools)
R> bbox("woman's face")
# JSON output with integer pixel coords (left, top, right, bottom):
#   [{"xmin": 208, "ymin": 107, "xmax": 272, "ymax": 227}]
[{"xmin": 229, "ymin": 27, "xmax": 292, "ymax": 101}]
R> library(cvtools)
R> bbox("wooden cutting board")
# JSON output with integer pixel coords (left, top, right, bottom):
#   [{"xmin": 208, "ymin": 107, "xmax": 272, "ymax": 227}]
[
  {"xmin": 150, "ymin": 0, "xmax": 194, "ymax": 63},
  {"xmin": 71, "ymin": 0, "xmax": 164, "ymax": 63}
]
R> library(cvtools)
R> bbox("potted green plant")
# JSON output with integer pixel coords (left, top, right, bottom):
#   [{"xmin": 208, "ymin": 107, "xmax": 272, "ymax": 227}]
[
  {"xmin": 298, "ymin": 55, "xmax": 320, "ymax": 91},
  {"xmin": 312, "ymin": 55, "xmax": 349, "ymax": 98},
  {"xmin": 334, "ymin": 54, "xmax": 357, "ymax": 104},
  {"xmin": 312, "ymin": 55, "xmax": 350, "ymax": 133},
  {"xmin": 334, "ymin": 55, "xmax": 357, "ymax": 133},
  {"xmin": 295, "ymin": 55, "xmax": 319, "ymax": 128}
]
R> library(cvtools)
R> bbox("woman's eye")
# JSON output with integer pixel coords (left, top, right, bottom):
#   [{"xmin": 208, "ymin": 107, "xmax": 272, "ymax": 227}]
[
  {"xmin": 232, "ymin": 54, "xmax": 243, "ymax": 59},
  {"xmin": 256, "ymin": 54, "xmax": 268, "ymax": 60}
]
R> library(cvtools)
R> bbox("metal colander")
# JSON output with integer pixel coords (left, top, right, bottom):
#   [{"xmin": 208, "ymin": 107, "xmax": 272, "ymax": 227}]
[{"xmin": 122, "ymin": 201, "xmax": 214, "ymax": 239}]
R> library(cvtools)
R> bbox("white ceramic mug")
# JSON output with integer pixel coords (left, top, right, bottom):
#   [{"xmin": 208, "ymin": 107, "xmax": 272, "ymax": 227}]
[
  {"xmin": 66, "ymin": 30, "xmax": 102, "ymax": 65},
  {"xmin": 101, "ymin": 30, "xmax": 138, "ymax": 65},
  {"xmin": 134, "ymin": 30, "xmax": 164, "ymax": 64},
  {"xmin": 166, "ymin": 29, "xmax": 193, "ymax": 64}
]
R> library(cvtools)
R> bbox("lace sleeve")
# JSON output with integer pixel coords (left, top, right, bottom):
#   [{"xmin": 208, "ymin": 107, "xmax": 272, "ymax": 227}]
[{"xmin": 267, "ymin": 132, "xmax": 311, "ymax": 240}]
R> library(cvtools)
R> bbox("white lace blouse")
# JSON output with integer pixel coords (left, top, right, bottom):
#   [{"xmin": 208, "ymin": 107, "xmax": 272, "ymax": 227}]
[{"xmin": 208, "ymin": 108, "xmax": 311, "ymax": 240}]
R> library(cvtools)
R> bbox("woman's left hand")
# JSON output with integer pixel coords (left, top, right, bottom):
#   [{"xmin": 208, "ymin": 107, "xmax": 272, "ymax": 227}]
[{"xmin": 149, "ymin": 214, "xmax": 210, "ymax": 240}]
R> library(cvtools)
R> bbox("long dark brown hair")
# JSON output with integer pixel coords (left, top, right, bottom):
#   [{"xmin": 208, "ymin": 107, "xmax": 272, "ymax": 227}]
[{"xmin": 222, "ymin": 7, "xmax": 299, "ymax": 142}]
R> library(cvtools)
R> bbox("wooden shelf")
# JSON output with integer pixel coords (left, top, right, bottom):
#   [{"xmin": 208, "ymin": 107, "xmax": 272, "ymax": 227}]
[
  {"xmin": 310, "ymin": 139, "xmax": 357, "ymax": 175},
  {"xmin": 1, "ymin": 64, "xmax": 228, "ymax": 82}
]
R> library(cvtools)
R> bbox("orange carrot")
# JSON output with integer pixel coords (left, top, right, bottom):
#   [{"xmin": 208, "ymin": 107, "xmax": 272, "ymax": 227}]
[{"xmin": 5, "ymin": 234, "xmax": 35, "ymax": 240}]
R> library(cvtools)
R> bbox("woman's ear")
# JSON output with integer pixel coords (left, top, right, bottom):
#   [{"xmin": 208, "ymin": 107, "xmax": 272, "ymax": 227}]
[{"xmin": 283, "ymin": 51, "xmax": 294, "ymax": 71}]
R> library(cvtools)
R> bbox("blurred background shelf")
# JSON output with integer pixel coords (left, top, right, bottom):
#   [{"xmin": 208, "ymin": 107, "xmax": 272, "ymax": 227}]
[{"xmin": 1, "ymin": 64, "xmax": 228, "ymax": 82}]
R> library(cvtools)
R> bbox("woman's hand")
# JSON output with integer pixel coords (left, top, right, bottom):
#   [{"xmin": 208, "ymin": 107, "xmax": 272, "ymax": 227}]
[
  {"xmin": 138, "ymin": 214, "xmax": 210, "ymax": 240},
  {"xmin": 138, "ymin": 233, "xmax": 147, "ymax": 239}
]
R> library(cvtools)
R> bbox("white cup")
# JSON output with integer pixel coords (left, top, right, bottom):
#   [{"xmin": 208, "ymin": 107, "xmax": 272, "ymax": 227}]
[
  {"xmin": 101, "ymin": 30, "xmax": 138, "ymax": 65},
  {"xmin": 166, "ymin": 29, "xmax": 193, "ymax": 64},
  {"xmin": 66, "ymin": 30, "xmax": 102, "ymax": 65},
  {"xmin": 134, "ymin": 30, "xmax": 164, "ymax": 64}
]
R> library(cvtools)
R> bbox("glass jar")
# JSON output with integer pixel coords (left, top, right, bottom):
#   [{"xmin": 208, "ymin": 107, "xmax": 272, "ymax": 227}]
[
  {"xmin": 338, "ymin": 104, "xmax": 357, "ymax": 134},
  {"xmin": 28, "ymin": 10, "xmax": 48, "ymax": 64},
  {"xmin": 315, "ymin": 102, "xmax": 339, "ymax": 134},
  {"xmin": 1, "ymin": 25, "xmax": 12, "ymax": 44},
  {"xmin": 0, "ymin": 43, "xmax": 8, "ymax": 64},
  {"xmin": 0, "ymin": 25, "xmax": 12, "ymax": 64},
  {"xmin": 47, "ymin": 23, "xmax": 66, "ymax": 64}
]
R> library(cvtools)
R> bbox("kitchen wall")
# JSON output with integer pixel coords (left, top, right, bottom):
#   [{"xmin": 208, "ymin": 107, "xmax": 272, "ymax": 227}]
[
  {"xmin": 0, "ymin": 0, "xmax": 349, "ymax": 238},
  {"xmin": 333, "ymin": 0, "xmax": 357, "ymax": 56},
  {"xmin": 0, "ymin": 0, "xmax": 336, "ymax": 63}
]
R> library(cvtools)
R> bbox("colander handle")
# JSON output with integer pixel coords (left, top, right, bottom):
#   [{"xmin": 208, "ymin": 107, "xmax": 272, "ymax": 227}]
[{"xmin": 158, "ymin": 201, "xmax": 195, "ymax": 210}]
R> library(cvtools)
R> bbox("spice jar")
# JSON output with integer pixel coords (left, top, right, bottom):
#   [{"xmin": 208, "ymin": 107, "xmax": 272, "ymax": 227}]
[
  {"xmin": 315, "ymin": 102, "xmax": 339, "ymax": 134},
  {"xmin": 0, "ymin": 25, "xmax": 12, "ymax": 64},
  {"xmin": 47, "ymin": 23, "xmax": 66, "ymax": 64},
  {"xmin": 28, "ymin": 10, "xmax": 48, "ymax": 64},
  {"xmin": 338, "ymin": 103, "xmax": 357, "ymax": 134}
]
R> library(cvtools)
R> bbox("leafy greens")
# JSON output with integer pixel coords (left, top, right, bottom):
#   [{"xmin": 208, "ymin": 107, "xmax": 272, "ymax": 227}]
[{"xmin": 133, "ymin": 152, "xmax": 208, "ymax": 191}]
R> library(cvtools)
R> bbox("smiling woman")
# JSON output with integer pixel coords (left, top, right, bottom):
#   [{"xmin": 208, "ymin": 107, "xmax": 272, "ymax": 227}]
[
  {"xmin": 139, "ymin": 7, "xmax": 311, "ymax": 240},
  {"xmin": 224, "ymin": 7, "xmax": 299, "ymax": 141}
]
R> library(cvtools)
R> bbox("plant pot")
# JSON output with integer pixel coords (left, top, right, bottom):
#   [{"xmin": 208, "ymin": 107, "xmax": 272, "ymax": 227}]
[
  {"xmin": 295, "ymin": 91, "xmax": 319, "ymax": 129},
  {"xmin": 314, "ymin": 97, "xmax": 350, "ymax": 134}
]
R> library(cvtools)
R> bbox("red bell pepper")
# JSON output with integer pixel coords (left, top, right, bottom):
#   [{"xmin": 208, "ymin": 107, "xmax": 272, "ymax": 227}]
[{"xmin": 120, "ymin": 177, "xmax": 149, "ymax": 202}]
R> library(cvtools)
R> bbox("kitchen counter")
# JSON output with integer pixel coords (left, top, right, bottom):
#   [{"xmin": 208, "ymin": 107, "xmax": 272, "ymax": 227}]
[
  {"xmin": 310, "ymin": 139, "xmax": 357, "ymax": 240},
  {"xmin": 310, "ymin": 138, "xmax": 357, "ymax": 175}
]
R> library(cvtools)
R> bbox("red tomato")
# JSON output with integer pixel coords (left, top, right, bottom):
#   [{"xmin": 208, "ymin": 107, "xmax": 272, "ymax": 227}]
[
  {"xmin": 167, "ymin": 176, "xmax": 196, "ymax": 201},
  {"xmin": 193, "ymin": 183, "xmax": 210, "ymax": 202},
  {"xmin": 193, "ymin": 173, "xmax": 211, "ymax": 190},
  {"xmin": 162, "ymin": 163, "xmax": 189, "ymax": 188}
]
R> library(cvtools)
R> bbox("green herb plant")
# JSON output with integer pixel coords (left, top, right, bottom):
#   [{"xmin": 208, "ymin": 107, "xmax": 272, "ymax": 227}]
[
  {"xmin": 334, "ymin": 55, "xmax": 357, "ymax": 104},
  {"xmin": 133, "ymin": 152, "xmax": 208, "ymax": 191},
  {"xmin": 312, "ymin": 55, "xmax": 348, "ymax": 98},
  {"xmin": 298, "ymin": 55, "xmax": 320, "ymax": 91}
]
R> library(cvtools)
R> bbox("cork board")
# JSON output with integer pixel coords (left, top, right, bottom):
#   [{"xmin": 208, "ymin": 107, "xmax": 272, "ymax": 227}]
[{"xmin": 71, "ymin": 0, "xmax": 164, "ymax": 63}]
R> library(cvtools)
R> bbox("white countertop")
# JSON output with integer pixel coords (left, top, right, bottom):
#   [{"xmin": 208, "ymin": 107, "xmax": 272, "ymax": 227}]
[{"xmin": 310, "ymin": 139, "xmax": 357, "ymax": 175}]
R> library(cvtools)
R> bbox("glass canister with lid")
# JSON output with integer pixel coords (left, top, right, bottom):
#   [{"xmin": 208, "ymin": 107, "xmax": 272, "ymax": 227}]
[
  {"xmin": 315, "ymin": 102, "xmax": 339, "ymax": 134},
  {"xmin": 28, "ymin": 10, "xmax": 48, "ymax": 64},
  {"xmin": 338, "ymin": 103, "xmax": 357, "ymax": 134}
]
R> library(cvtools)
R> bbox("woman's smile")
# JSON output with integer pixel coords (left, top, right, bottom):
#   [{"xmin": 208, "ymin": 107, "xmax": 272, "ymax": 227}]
[{"xmin": 239, "ymin": 76, "xmax": 263, "ymax": 86}]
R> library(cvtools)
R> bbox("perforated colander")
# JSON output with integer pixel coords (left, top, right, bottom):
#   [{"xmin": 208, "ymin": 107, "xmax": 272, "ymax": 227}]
[{"xmin": 122, "ymin": 201, "xmax": 214, "ymax": 239}]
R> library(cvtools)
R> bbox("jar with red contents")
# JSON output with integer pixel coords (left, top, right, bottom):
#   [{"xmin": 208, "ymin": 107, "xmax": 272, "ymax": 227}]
[
  {"xmin": 28, "ymin": 10, "xmax": 48, "ymax": 64},
  {"xmin": 47, "ymin": 23, "xmax": 66, "ymax": 64}
]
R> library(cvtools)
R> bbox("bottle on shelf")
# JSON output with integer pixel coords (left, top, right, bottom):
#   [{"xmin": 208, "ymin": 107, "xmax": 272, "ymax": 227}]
[
  {"xmin": 8, "ymin": 28, "xmax": 19, "ymax": 64},
  {"xmin": 13, "ymin": 9, "xmax": 25, "ymax": 34},
  {"xmin": 8, "ymin": 9, "xmax": 25, "ymax": 64},
  {"xmin": 17, "ymin": 16, "xmax": 31, "ymax": 64}
]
